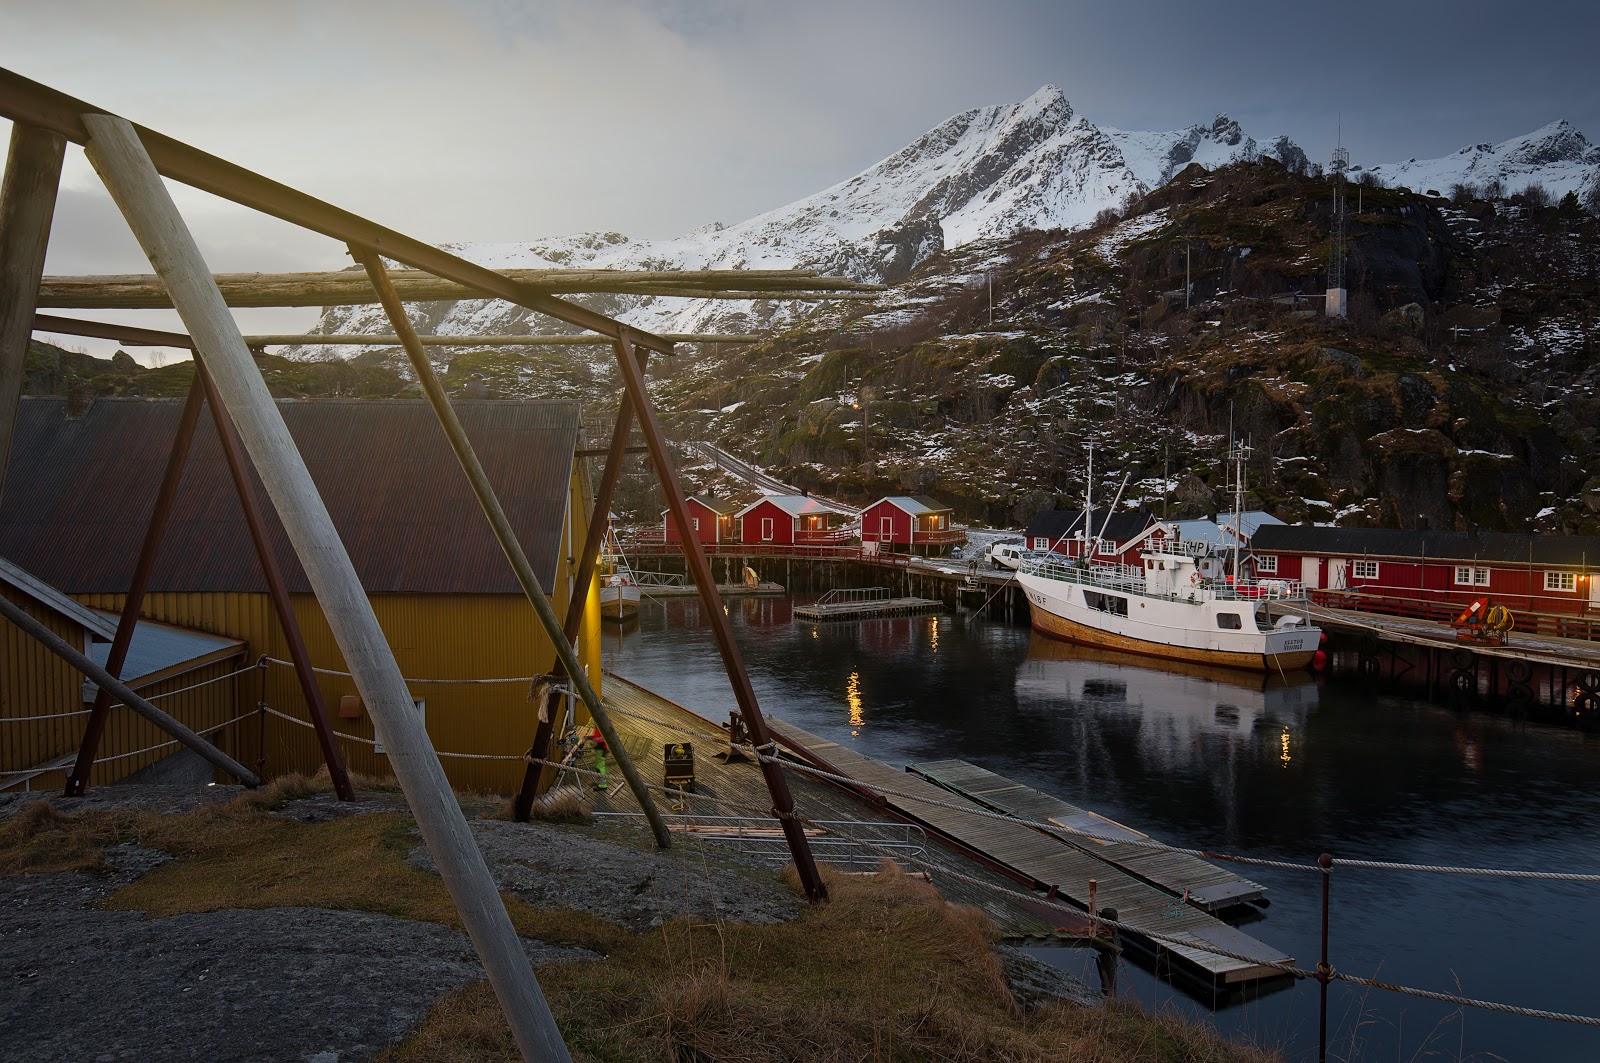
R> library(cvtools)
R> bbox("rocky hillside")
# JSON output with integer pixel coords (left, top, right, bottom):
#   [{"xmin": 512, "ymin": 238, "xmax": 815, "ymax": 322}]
[{"xmin": 649, "ymin": 160, "xmax": 1600, "ymax": 534}]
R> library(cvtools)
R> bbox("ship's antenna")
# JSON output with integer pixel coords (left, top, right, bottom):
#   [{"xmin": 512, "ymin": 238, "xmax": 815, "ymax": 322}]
[{"xmin": 1083, "ymin": 441, "xmax": 1094, "ymax": 560}]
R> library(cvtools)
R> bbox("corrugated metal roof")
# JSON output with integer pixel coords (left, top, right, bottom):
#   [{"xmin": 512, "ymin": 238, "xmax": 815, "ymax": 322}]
[
  {"xmin": 83, "ymin": 612, "xmax": 244, "ymax": 696},
  {"xmin": 871, "ymin": 496, "xmax": 954, "ymax": 516},
  {"xmin": 734, "ymin": 494, "xmax": 843, "ymax": 519},
  {"xmin": 1251, "ymin": 524, "xmax": 1600, "ymax": 567},
  {"xmin": 1, "ymin": 397, "xmax": 579, "ymax": 594},
  {"xmin": 1025, "ymin": 507, "xmax": 1153, "ymax": 543}
]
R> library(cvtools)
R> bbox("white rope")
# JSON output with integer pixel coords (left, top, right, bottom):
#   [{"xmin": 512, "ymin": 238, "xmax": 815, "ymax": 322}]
[
  {"xmin": 90, "ymin": 710, "xmax": 256, "ymax": 765},
  {"xmin": 1, "ymin": 660, "xmax": 259, "ymax": 724},
  {"xmin": 261, "ymin": 657, "xmax": 544, "ymax": 686},
  {"xmin": 261, "ymin": 707, "xmax": 524, "ymax": 760}
]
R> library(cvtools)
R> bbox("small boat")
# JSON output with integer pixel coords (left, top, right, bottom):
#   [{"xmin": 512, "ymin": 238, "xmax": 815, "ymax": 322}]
[{"xmin": 599, "ymin": 566, "xmax": 641, "ymax": 621}]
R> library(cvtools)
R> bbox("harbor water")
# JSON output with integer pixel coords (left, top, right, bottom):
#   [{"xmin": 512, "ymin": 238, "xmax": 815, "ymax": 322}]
[{"xmin": 604, "ymin": 594, "xmax": 1600, "ymax": 1063}]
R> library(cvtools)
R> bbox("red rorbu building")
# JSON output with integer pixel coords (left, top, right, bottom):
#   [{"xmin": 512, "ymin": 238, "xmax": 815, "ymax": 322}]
[
  {"xmin": 1023, "ymin": 507, "xmax": 1162, "ymax": 566},
  {"xmin": 860, "ymin": 496, "xmax": 965, "ymax": 556},
  {"xmin": 662, "ymin": 495, "xmax": 738, "ymax": 545},
  {"xmin": 1249, "ymin": 525, "xmax": 1600, "ymax": 625},
  {"xmin": 734, "ymin": 495, "xmax": 851, "ymax": 546}
]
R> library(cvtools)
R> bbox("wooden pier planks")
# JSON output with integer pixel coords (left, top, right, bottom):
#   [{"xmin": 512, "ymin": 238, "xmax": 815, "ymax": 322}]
[
  {"xmin": 793, "ymin": 596, "xmax": 942, "ymax": 622},
  {"xmin": 596, "ymin": 677, "xmax": 1102, "ymax": 949},
  {"xmin": 766, "ymin": 718, "xmax": 1292, "ymax": 985},
  {"xmin": 907, "ymin": 760, "xmax": 1265, "ymax": 912}
]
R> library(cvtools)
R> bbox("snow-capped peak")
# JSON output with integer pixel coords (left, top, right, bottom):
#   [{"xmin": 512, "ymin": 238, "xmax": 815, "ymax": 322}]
[{"xmin": 1356, "ymin": 119, "xmax": 1599, "ymax": 199}]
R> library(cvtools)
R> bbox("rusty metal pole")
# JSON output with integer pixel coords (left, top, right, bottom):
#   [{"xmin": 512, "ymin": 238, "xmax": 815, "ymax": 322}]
[
  {"xmin": 352, "ymin": 244, "xmax": 670, "ymax": 850},
  {"xmin": 0, "ymin": 122, "xmax": 65, "ymax": 505},
  {"xmin": 1318, "ymin": 852, "xmax": 1333, "ymax": 1063},
  {"xmin": 63, "ymin": 376, "xmax": 206, "ymax": 795},
  {"xmin": 516, "ymin": 382, "xmax": 639, "ymax": 815},
  {"xmin": 197, "ymin": 364, "xmax": 355, "ymax": 802},
  {"xmin": 612, "ymin": 330, "xmax": 827, "ymax": 901}
]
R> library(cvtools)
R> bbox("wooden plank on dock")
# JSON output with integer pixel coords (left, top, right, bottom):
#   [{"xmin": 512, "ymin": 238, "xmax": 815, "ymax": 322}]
[
  {"xmin": 907, "ymin": 760, "xmax": 1266, "ymax": 912},
  {"xmin": 766, "ymin": 717, "xmax": 1292, "ymax": 985},
  {"xmin": 793, "ymin": 596, "xmax": 942, "ymax": 622}
]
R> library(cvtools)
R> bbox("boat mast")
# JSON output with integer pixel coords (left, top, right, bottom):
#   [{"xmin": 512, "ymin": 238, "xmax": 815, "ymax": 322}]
[
  {"xmin": 1083, "ymin": 441, "xmax": 1094, "ymax": 560},
  {"xmin": 1230, "ymin": 442, "xmax": 1248, "ymax": 580}
]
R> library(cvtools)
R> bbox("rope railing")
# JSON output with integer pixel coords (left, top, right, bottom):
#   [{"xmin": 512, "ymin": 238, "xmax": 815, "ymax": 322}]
[{"xmin": 0, "ymin": 658, "xmax": 259, "ymax": 723}]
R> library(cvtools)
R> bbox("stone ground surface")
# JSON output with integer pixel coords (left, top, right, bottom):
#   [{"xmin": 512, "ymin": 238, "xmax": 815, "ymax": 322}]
[{"xmin": 0, "ymin": 784, "xmax": 1095, "ymax": 1061}]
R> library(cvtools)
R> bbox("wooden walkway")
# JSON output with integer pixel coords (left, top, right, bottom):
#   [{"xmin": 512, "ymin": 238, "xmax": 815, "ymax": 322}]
[
  {"xmin": 793, "ymin": 596, "xmax": 942, "ymax": 622},
  {"xmin": 766, "ymin": 717, "xmax": 1293, "ymax": 987},
  {"xmin": 1287, "ymin": 602, "xmax": 1600, "ymax": 670},
  {"xmin": 595, "ymin": 675, "xmax": 1105, "ymax": 955},
  {"xmin": 907, "ymin": 760, "xmax": 1265, "ymax": 912}
]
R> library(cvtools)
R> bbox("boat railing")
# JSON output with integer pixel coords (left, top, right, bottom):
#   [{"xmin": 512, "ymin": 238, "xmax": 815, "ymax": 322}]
[
  {"xmin": 815, "ymin": 586, "xmax": 890, "ymax": 606},
  {"xmin": 1023, "ymin": 556, "xmax": 1310, "ymax": 605}
]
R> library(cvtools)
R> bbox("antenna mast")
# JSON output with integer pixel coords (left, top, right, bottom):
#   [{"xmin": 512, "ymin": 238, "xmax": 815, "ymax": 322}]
[{"xmin": 1327, "ymin": 143, "xmax": 1350, "ymax": 318}]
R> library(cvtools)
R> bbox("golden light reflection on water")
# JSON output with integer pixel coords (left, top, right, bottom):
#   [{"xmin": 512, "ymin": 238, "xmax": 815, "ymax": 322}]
[
  {"xmin": 929, "ymin": 617, "xmax": 939, "ymax": 652},
  {"xmin": 847, "ymin": 670, "xmax": 863, "ymax": 734},
  {"xmin": 1280, "ymin": 726, "xmax": 1292, "ymax": 767}
]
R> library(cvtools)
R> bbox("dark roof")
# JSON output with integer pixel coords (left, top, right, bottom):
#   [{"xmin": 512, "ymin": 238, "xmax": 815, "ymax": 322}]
[
  {"xmin": 1251, "ymin": 525, "xmax": 1600, "ymax": 568},
  {"xmin": 1, "ymin": 397, "xmax": 580, "ymax": 594},
  {"xmin": 1025, "ymin": 506, "xmax": 1153, "ymax": 543},
  {"xmin": 673, "ymin": 495, "xmax": 738, "ymax": 516}
]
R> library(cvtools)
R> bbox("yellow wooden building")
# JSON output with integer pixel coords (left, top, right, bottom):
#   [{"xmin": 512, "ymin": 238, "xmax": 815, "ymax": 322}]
[{"xmin": 0, "ymin": 396, "xmax": 601, "ymax": 794}]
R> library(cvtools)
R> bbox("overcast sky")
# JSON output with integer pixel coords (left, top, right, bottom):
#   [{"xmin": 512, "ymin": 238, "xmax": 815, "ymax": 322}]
[{"xmin": 5, "ymin": 0, "xmax": 1595, "ymax": 362}]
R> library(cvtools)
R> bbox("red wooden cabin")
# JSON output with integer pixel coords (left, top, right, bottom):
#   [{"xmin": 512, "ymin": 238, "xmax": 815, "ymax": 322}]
[
  {"xmin": 734, "ymin": 495, "xmax": 851, "ymax": 546},
  {"xmin": 1249, "ymin": 526, "xmax": 1600, "ymax": 623},
  {"xmin": 860, "ymin": 496, "xmax": 964, "ymax": 555},
  {"xmin": 662, "ymin": 495, "xmax": 737, "ymax": 545}
]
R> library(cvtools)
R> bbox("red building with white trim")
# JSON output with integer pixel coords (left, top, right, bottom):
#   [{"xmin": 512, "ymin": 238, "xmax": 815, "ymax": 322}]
[
  {"xmin": 859, "ymin": 496, "xmax": 964, "ymax": 555},
  {"xmin": 734, "ymin": 495, "xmax": 851, "ymax": 546},
  {"xmin": 1249, "ymin": 526, "xmax": 1600, "ymax": 622},
  {"xmin": 662, "ymin": 495, "xmax": 738, "ymax": 545},
  {"xmin": 1023, "ymin": 507, "xmax": 1162, "ymax": 566}
]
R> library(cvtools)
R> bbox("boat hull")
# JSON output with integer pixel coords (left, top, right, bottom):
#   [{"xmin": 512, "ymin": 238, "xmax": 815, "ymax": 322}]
[
  {"xmin": 599, "ymin": 585, "xmax": 641, "ymax": 621},
  {"xmin": 1018, "ymin": 570, "xmax": 1317, "ymax": 674}
]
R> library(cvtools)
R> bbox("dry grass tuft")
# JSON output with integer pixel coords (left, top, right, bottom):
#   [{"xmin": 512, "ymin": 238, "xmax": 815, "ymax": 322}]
[
  {"xmin": 381, "ymin": 861, "xmax": 1282, "ymax": 1063},
  {"xmin": 524, "ymin": 786, "xmax": 591, "ymax": 824},
  {"xmin": 0, "ymin": 800, "xmax": 141, "ymax": 875}
]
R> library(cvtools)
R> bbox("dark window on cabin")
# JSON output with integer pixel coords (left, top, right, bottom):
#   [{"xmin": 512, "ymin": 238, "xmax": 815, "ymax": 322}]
[
  {"xmin": 1084, "ymin": 590, "xmax": 1129, "ymax": 617},
  {"xmin": 1216, "ymin": 613, "xmax": 1243, "ymax": 630}
]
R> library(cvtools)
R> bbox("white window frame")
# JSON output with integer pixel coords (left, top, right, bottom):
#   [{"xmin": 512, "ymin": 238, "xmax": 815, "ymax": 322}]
[
  {"xmin": 1545, "ymin": 571, "xmax": 1577, "ymax": 592},
  {"xmin": 1454, "ymin": 566, "xmax": 1491, "ymax": 587},
  {"xmin": 760, "ymin": 516, "xmax": 774, "ymax": 541},
  {"xmin": 1351, "ymin": 560, "xmax": 1379, "ymax": 580},
  {"xmin": 691, "ymin": 517, "xmax": 700, "ymax": 533},
  {"xmin": 1255, "ymin": 554, "xmax": 1278, "ymax": 574}
]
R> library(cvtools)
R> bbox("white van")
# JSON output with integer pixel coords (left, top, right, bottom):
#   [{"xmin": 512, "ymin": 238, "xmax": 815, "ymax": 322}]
[{"xmin": 989, "ymin": 542, "xmax": 1028, "ymax": 570}]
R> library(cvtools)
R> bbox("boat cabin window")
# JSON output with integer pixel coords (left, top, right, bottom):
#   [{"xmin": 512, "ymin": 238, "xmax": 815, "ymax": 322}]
[
  {"xmin": 1083, "ymin": 590, "xmax": 1129, "ymax": 617},
  {"xmin": 1216, "ymin": 612, "xmax": 1243, "ymax": 630}
]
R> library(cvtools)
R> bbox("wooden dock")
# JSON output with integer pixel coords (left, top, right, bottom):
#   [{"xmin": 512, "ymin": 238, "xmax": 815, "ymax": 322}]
[
  {"xmin": 793, "ymin": 596, "xmax": 942, "ymax": 622},
  {"xmin": 594, "ymin": 676, "xmax": 1108, "ymax": 957},
  {"xmin": 907, "ymin": 760, "xmax": 1265, "ymax": 912},
  {"xmin": 1296, "ymin": 602, "xmax": 1600, "ymax": 670},
  {"xmin": 766, "ymin": 717, "xmax": 1294, "ymax": 987}
]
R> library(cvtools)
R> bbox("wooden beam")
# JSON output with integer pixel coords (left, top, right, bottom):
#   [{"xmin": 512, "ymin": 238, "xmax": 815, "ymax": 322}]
[
  {"xmin": 242, "ymin": 333, "xmax": 761, "ymax": 347},
  {"xmin": 83, "ymin": 111, "xmax": 572, "ymax": 1063},
  {"xmin": 0, "ymin": 123, "xmax": 66, "ymax": 503},
  {"xmin": 0, "ymin": 65, "xmax": 672, "ymax": 358},
  {"xmin": 36, "ymin": 269, "xmax": 879, "ymax": 309}
]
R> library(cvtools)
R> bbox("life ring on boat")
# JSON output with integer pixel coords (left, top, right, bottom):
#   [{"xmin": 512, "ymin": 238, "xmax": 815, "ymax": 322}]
[{"xmin": 1189, "ymin": 572, "xmax": 1200, "ymax": 586}]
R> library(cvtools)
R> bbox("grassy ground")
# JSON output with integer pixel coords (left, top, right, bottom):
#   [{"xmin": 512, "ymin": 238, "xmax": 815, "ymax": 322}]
[{"xmin": 1, "ymin": 778, "xmax": 1281, "ymax": 1063}]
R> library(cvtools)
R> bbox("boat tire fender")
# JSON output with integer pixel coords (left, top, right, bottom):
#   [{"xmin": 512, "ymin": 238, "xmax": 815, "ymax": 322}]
[
  {"xmin": 1449, "ymin": 648, "xmax": 1475, "ymax": 670},
  {"xmin": 1578, "ymin": 671, "xmax": 1600, "ymax": 694},
  {"xmin": 1449, "ymin": 669, "xmax": 1476, "ymax": 695},
  {"xmin": 1507, "ymin": 660, "xmax": 1533, "ymax": 684}
]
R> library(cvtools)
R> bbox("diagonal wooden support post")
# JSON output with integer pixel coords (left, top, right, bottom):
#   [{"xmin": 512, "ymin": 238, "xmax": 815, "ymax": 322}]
[
  {"xmin": 65, "ymin": 375, "xmax": 207, "ymax": 795},
  {"xmin": 351, "ymin": 244, "xmax": 670, "ymax": 849},
  {"xmin": 0, "ymin": 122, "xmax": 65, "ymax": 505},
  {"xmin": 517, "ymin": 375, "xmax": 639, "ymax": 814},
  {"xmin": 611, "ymin": 330, "xmax": 828, "ymax": 901},
  {"xmin": 84, "ymin": 114, "xmax": 570, "ymax": 1063},
  {"xmin": 196, "ymin": 363, "xmax": 355, "ymax": 801}
]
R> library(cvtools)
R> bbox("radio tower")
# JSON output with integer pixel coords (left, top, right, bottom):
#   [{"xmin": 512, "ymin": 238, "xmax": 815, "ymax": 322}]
[{"xmin": 1326, "ymin": 145, "xmax": 1350, "ymax": 318}]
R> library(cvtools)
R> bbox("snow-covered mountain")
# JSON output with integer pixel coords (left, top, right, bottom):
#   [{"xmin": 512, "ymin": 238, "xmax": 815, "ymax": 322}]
[
  {"xmin": 1353, "ymin": 120, "xmax": 1600, "ymax": 201},
  {"xmin": 298, "ymin": 87, "xmax": 1304, "ymax": 354},
  {"xmin": 299, "ymin": 91, "xmax": 1597, "ymax": 357}
]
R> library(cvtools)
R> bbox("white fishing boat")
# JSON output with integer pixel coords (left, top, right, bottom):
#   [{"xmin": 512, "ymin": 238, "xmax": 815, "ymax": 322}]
[{"xmin": 1016, "ymin": 444, "xmax": 1321, "ymax": 673}]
